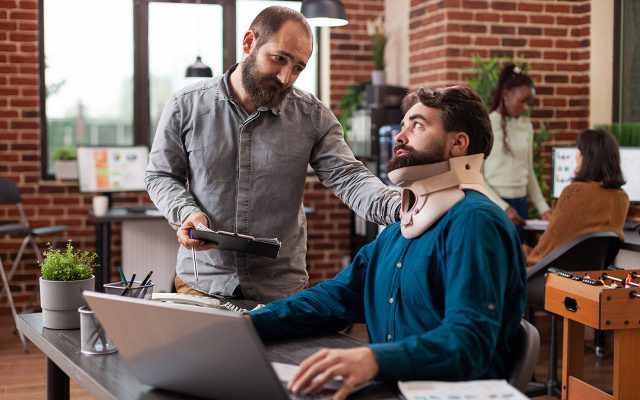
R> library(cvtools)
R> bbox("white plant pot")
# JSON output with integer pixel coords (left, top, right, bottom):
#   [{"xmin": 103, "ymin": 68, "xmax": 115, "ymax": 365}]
[
  {"xmin": 371, "ymin": 69, "xmax": 385, "ymax": 86},
  {"xmin": 40, "ymin": 276, "xmax": 95, "ymax": 329},
  {"xmin": 54, "ymin": 160, "xmax": 78, "ymax": 180}
]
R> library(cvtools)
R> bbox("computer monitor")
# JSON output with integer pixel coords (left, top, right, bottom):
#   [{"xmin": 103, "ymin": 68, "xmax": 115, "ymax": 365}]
[
  {"xmin": 77, "ymin": 146, "xmax": 149, "ymax": 193},
  {"xmin": 552, "ymin": 146, "xmax": 640, "ymax": 202}
]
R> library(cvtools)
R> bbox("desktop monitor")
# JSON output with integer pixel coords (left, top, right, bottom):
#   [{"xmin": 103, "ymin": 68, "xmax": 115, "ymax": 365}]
[
  {"xmin": 552, "ymin": 146, "xmax": 640, "ymax": 202},
  {"xmin": 77, "ymin": 146, "xmax": 149, "ymax": 193}
]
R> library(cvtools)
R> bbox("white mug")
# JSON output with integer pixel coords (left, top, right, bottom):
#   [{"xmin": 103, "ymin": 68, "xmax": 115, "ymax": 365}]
[{"xmin": 92, "ymin": 196, "xmax": 109, "ymax": 216}]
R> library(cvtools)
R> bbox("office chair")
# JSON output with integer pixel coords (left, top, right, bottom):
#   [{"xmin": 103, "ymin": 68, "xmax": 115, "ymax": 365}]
[
  {"xmin": 525, "ymin": 230, "xmax": 621, "ymax": 397},
  {"xmin": 509, "ymin": 319, "xmax": 540, "ymax": 393},
  {"xmin": 0, "ymin": 179, "xmax": 67, "ymax": 352}
]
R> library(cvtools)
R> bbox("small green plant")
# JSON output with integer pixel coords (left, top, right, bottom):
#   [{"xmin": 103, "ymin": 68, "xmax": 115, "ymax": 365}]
[
  {"xmin": 40, "ymin": 241, "xmax": 96, "ymax": 281},
  {"xmin": 338, "ymin": 82, "xmax": 368, "ymax": 139},
  {"xmin": 367, "ymin": 15, "xmax": 387, "ymax": 70},
  {"xmin": 52, "ymin": 146, "xmax": 77, "ymax": 161}
]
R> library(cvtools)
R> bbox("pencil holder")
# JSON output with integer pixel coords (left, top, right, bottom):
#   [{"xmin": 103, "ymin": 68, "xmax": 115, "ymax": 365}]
[
  {"xmin": 78, "ymin": 306, "xmax": 117, "ymax": 355},
  {"xmin": 103, "ymin": 280, "xmax": 155, "ymax": 299}
]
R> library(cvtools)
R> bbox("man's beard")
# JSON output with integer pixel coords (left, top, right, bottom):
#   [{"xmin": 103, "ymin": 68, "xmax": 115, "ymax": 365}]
[
  {"xmin": 241, "ymin": 52, "xmax": 292, "ymax": 109},
  {"xmin": 387, "ymin": 141, "xmax": 447, "ymax": 172}
]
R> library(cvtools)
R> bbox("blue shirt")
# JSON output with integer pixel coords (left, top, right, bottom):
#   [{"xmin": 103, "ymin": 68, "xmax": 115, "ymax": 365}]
[{"xmin": 250, "ymin": 191, "xmax": 526, "ymax": 381}]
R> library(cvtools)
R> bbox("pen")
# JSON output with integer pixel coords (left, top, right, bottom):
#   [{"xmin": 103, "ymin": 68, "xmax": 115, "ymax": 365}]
[
  {"xmin": 128, "ymin": 274, "xmax": 136, "ymax": 288},
  {"xmin": 117, "ymin": 266, "xmax": 128, "ymax": 286},
  {"xmin": 140, "ymin": 270, "xmax": 154, "ymax": 286},
  {"xmin": 189, "ymin": 229, "xmax": 199, "ymax": 281}
]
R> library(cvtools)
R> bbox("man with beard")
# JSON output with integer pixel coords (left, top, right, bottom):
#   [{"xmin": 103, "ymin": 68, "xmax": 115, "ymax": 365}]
[
  {"xmin": 146, "ymin": 6, "xmax": 400, "ymax": 302},
  {"xmin": 246, "ymin": 85, "xmax": 527, "ymax": 399}
]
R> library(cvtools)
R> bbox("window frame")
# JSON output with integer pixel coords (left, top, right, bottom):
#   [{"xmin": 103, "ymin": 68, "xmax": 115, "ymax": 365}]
[{"xmin": 39, "ymin": 0, "xmax": 318, "ymax": 180}]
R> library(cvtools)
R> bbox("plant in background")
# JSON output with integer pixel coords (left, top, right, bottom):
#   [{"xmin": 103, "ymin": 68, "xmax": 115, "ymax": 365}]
[
  {"xmin": 595, "ymin": 122, "xmax": 640, "ymax": 147},
  {"xmin": 52, "ymin": 146, "xmax": 77, "ymax": 161},
  {"xmin": 40, "ymin": 241, "xmax": 95, "ymax": 281},
  {"xmin": 338, "ymin": 82, "xmax": 368, "ymax": 139},
  {"xmin": 367, "ymin": 15, "xmax": 387, "ymax": 71}
]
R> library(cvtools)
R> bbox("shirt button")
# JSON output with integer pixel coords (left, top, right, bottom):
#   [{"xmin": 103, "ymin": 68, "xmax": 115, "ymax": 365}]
[
  {"xmin": 389, "ymin": 297, "xmax": 394, "ymax": 304},
  {"xmin": 387, "ymin": 334, "xmax": 392, "ymax": 341},
  {"xmin": 396, "ymin": 262, "xmax": 403, "ymax": 269},
  {"xmin": 487, "ymin": 303, "xmax": 496, "ymax": 311}
]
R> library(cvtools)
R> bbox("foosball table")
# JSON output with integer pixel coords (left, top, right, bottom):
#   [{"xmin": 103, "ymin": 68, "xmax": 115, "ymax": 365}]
[{"xmin": 544, "ymin": 269, "xmax": 640, "ymax": 400}]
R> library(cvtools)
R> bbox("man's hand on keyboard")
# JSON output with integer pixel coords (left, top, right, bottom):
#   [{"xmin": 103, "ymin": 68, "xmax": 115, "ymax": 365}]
[{"xmin": 289, "ymin": 347, "xmax": 378, "ymax": 400}]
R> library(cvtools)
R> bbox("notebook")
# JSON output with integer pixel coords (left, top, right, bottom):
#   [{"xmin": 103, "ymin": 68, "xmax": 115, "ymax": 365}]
[{"xmin": 83, "ymin": 292, "xmax": 361, "ymax": 400}]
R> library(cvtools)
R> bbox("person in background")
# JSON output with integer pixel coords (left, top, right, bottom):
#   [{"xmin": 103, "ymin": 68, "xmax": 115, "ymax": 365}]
[
  {"xmin": 247, "ymin": 86, "xmax": 526, "ymax": 399},
  {"xmin": 146, "ymin": 6, "xmax": 400, "ymax": 303},
  {"xmin": 524, "ymin": 129, "xmax": 629, "ymax": 266},
  {"xmin": 483, "ymin": 64, "xmax": 551, "ymax": 239}
]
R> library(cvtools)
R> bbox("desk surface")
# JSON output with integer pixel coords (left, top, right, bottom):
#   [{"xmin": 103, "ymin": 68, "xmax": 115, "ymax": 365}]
[
  {"xmin": 524, "ymin": 222, "xmax": 640, "ymax": 253},
  {"xmin": 17, "ymin": 313, "xmax": 397, "ymax": 400}
]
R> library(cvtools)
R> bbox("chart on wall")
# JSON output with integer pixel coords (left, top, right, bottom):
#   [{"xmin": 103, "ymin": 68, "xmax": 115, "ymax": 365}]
[{"xmin": 77, "ymin": 146, "xmax": 149, "ymax": 193}]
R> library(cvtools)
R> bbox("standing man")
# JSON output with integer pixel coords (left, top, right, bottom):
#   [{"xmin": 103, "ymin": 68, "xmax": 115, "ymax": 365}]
[
  {"xmin": 247, "ymin": 86, "xmax": 526, "ymax": 399},
  {"xmin": 146, "ymin": 6, "xmax": 400, "ymax": 302}
]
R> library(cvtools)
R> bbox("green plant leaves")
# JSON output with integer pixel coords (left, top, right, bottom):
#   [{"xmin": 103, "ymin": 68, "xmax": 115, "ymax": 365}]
[{"xmin": 40, "ymin": 241, "xmax": 96, "ymax": 281}]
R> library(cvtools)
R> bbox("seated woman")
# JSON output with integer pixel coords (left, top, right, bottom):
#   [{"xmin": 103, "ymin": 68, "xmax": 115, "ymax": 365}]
[{"xmin": 525, "ymin": 129, "xmax": 629, "ymax": 266}]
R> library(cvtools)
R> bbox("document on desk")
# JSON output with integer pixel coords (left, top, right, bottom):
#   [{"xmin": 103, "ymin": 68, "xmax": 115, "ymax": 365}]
[
  {"xmin": 190, "ymin": 223, "xmax": 281, "ymax": 258},
  {"xmin": 398, "ymin": 379, "xmax": 528, "ymax": 400},
  {"xmin": 524, "ymin": 219, "xmax": 549, "ymax": 230}
]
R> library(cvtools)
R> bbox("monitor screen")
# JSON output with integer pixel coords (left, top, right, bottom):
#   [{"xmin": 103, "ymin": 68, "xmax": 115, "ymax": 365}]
[
  {"xmin": 77, "ymin": 146, "xmax": 149, "ymax": 193},
  {"xmin": 552, "ymin": 146, "xmax": 640, "ymax": 201}
]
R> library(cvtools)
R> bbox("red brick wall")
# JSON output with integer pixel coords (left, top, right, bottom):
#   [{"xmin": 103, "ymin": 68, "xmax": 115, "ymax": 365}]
[{"xmin": 409, "ymin": 0, "xmax": 591, "ymax": 140}]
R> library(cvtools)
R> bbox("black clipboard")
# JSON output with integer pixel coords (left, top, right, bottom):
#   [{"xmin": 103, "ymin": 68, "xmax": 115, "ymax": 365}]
[{"xmin": 189, "ymin": 229, "xmax": 281, "ymax": 259}]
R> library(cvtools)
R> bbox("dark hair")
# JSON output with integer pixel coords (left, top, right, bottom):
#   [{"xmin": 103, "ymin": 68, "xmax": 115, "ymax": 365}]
[
  {"xmin": 401, "ymin": 85, "xmax": 494, "ymax": 158},
  {"xmin": 490, "ymin": 63, "xmax": 535, "ymax": 155},
  {"xmin": 574, "ymin": 129, "xmax": 626, "ymax": 189},
  {"xmin": 249, "ymin": 6, "xmax": 313, "ymax": 49}
]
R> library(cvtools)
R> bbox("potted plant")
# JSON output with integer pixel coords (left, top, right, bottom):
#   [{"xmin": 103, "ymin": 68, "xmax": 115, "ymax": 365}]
[
  {"xmin": 367, "ymin": 15, "xmax": 387, "ymax": 86},
  {"xmin": 39, "ymin": 241, "xmax": 96, "ymax": 329},
  {"xmin": 53, "ymin": 146, "xmax": 78, "ymax": 180}
]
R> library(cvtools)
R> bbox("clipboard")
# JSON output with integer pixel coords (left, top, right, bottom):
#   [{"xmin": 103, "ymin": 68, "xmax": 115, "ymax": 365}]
[{"xmin": 189, "ymin": 227, "xmax": 281, "ymax": 259}]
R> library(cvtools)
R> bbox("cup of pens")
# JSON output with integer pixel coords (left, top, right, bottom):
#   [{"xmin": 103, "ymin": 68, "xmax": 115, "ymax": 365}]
[
  {"xmin": 103, "ymin": 269, "xmax": 155, "ymax": 299},
  {"xmin": 78, "ymin": 306, "xmax": 117, "ymax": 355}
]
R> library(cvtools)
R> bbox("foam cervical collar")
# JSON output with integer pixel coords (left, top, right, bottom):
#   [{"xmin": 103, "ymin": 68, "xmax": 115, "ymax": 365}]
[{"xmin": 388, "ymin": 153, "xmax": 498, "ymax": 238}]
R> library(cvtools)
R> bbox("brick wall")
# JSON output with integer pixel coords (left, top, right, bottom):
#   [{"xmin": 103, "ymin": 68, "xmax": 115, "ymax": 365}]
[{"xmin": 0, "ymin": 0, "xmax": 385, "ymax": 313}]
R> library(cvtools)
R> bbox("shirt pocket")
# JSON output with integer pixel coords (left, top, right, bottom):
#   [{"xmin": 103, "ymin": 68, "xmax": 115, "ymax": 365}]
[{"xmin": 401, "ymin": 256, "xmax": 443, "ymax": 312}]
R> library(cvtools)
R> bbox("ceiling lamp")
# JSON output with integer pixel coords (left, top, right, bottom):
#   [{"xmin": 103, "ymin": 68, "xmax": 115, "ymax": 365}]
[
  {"xmin": 301, "ymin": 0, "xmax": 348, "ymax": 27},
  {"xmin": 185, "ymin": 56, "xmax": 213, "ymax": 78}
]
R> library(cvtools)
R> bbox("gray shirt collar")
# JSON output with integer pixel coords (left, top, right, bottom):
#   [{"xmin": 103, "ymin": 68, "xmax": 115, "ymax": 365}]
[{"xmin": 221, "ymin": 64, "xmax": 282, "ymax": 116}]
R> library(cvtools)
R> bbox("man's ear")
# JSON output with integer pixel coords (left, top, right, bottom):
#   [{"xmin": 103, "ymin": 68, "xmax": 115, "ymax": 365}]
[
  {"xmin": 241, "ymin": 30, "xmax": 258, "ymax": 55},
  {"xmin": 449, "ymin": 132, "xmax": 470, "ymax": 157}
]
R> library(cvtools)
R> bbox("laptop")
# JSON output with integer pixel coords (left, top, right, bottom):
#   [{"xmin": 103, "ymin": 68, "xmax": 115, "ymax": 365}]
[{"xmin": 83, "ymin": 291, "xmax": 359, "ymax": 400}]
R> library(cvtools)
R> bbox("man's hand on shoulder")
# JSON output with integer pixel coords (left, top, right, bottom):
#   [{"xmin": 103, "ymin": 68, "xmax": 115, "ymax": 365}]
[
  {"xmin": 176, "ymin": 212, "xmax": 218, "ymax": 251},
  {"xmin": 289, "ymin": 347, "xmax": 378, "ymax": 400}
]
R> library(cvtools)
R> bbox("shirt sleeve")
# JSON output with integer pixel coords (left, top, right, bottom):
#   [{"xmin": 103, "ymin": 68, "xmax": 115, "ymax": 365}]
[
  {"xmin": 309, "ymin": 103, "xmax": 401, "ymax": 225},
  {"xmin": 145, "ymin": 96, "xmax": 205, "ymax": 229},
  {"xmin": 370, "ymin": 208, "xmax": 520, "ymax": 381},
  {"xmin": 526, "ymin": 125, "xmax": 550, "ymax": 214},
  {"xmin": 248, "ymin": 243, "xmax": 371, "ymax": 342}
]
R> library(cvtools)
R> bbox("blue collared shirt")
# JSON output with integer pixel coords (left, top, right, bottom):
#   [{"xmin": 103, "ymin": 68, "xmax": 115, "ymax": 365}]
[{"xmin": 250, "ymin": 191, "xmax": 526, "ymax": 381}]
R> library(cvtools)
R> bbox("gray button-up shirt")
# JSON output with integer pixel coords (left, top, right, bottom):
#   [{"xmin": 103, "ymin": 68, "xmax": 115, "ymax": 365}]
[{"xmin": 146, "ymin": 66, "xmax": 401, "ymax": 302}]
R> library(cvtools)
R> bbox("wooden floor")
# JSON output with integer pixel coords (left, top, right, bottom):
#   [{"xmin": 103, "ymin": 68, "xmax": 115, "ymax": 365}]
[{"xmin": 0, "ymin": 314, "xmax": 613, "ymax": 399}]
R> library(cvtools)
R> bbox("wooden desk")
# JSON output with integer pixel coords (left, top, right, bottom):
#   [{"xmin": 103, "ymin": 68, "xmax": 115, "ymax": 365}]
[
  {"xmin": 523, "ymin": 224, "xmax": 640, "ymax": 253},
  {"xmin": 17, "ymin": 313, "xmax": 397, "ymax": 400}
]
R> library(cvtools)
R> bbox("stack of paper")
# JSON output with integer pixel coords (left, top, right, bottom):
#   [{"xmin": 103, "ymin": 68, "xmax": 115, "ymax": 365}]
[{"xmin": 398, "ymin": 379, "xmax": 528, "ymax": 400}]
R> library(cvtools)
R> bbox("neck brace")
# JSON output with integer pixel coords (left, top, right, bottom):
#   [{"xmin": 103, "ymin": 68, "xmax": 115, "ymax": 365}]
[{"xmin": 388, "ymin": 154, "xmax": 498, "ymax": 238}]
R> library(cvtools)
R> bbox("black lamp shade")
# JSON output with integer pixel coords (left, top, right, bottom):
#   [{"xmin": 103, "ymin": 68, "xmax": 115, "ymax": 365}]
[
  {"xmin": 185, "ymin": 56, "xmax": 213, "ymax": 78},
  {"xmin": 301, "ymin": 0, "xmax": 348, "ymax": 27}
]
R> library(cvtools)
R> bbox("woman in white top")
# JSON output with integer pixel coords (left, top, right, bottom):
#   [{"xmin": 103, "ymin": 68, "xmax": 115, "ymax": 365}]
[{"xmin": 483, "ymin": 64, "xmax": 551, "ymax": 239}]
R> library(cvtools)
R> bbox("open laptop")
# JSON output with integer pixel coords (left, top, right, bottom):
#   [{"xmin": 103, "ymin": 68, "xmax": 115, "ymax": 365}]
[{"xmin": 83, "ymin": 291, "xmax": 358, "ymax": 400}]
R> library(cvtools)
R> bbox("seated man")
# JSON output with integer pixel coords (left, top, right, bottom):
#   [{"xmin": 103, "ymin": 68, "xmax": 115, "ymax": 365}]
[{"xmin": 247, "ymin": 85, "xmax": 526, "ymax": 399}]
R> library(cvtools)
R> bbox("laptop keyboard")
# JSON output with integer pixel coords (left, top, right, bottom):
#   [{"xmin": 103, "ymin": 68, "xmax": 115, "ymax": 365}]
[{"xmin": 285, "ymin": 385, "xmax": 336, "ymax": 400}]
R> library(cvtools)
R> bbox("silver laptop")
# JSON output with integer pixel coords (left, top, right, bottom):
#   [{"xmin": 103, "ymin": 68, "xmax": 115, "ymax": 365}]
[{"xmin": 83, "ymin": 291, "xmax": 351, "ymax": 400}]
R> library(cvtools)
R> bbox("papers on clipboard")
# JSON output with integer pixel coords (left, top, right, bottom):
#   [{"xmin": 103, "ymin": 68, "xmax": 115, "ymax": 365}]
[
  {"xmin": 190, "ymin": 223, "xmax": 281, "ymax": 259},
  {"xmin": 398, "ymin": 379, "xmax": 528, "ymax": 400}
]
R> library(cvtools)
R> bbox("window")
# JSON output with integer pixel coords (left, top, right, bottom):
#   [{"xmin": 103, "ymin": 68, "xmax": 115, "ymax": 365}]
[
  {"xmin": 41, "ymin": 0, "xmax": 134, "ymax": 176},
  {"xmin": 614, "ymin": 0, "xmax": 640, "ymax": 122},
  {"xmin": 41, "ymin": 0, "xmax": 320, "ymax": 179}
]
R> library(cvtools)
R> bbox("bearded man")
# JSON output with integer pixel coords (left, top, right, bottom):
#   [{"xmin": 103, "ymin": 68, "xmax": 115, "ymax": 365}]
[
  {"xmin": 246, "ymin": 85, "xmax": 527, "ymax": 399},
  {"xmin": 146, "ymin": 6, "xmax": 400, "ymax": 302}
]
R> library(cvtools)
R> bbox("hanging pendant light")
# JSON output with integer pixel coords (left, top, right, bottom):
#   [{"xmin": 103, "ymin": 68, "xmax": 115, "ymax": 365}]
[
  {"xmin": 185, "ymin": 55, "xmax": 213, "ymax": 78},
  {"xmin": 301, "ymin": 0, "xmax": 348, "ymax": 27}
]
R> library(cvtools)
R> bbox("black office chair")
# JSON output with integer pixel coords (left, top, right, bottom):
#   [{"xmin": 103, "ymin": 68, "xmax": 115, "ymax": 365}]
[
  {"xmin": 525, "ymin": 230, "xmax": 621, "ymax": 397},
  {"xmin": 509, "ymin": 319, "xmax": 541, "ymax": 393},
  {"xmin": 0, "ymin": 179, "xmax": 67, "ymax": 352}
]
